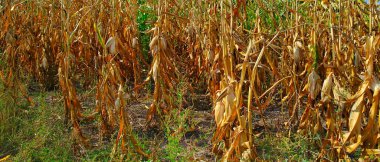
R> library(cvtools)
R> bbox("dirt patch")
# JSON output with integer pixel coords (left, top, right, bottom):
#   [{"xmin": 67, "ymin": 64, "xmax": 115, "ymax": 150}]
[
  {"xmin": 126, "ymin": 94, "xmax": 215, "ymax": 161},
  {"xmin": 58, "ymin": 92, "xmax": 300, "ymax": 161}
]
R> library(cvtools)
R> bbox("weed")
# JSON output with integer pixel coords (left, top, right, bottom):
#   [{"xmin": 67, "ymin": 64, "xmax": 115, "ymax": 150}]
[
  {"xmin": 256, "ymin": 133, "xmax": 319, "ymax": 161},
  {"xmin": 1, "ymin": 0, "xmax": 380, "ymax": 161},
  {"xmin": 161, "ymin": 108, "xmax": 189, "ymax": 161},
  {"xmin": 9, "ymin": 92, "xmax": 74, "ymax": 161}
]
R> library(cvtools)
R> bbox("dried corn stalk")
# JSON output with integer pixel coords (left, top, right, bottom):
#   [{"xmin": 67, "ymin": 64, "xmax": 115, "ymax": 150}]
[{"xmin": 143, "ymin": 0, "xmax": 182, "ymax": 126}]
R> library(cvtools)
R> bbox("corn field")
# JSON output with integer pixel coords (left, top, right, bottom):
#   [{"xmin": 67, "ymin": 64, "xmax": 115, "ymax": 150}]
[{"xmin": 1, "ymin": 0, "xmax": 380, "ymax": 161}]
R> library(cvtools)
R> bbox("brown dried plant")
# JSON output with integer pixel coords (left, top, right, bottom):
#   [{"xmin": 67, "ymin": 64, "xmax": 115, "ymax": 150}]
[{"xmin": 2, "ymin": 0, "xmax": 380, "ymax": 161}]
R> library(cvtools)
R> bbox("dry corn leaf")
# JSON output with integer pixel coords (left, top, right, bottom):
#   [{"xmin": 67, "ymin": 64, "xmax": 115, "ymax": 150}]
[
  {"xmin": 149, "ymin": 35, "xmax": 159, "ymax": 50},
  {"xmin": 321, "ymin": 73, "xmax": 333, "ymax": 102},
  {"xmin": 343, "ymin": 94, "xmax": 365, "ymax": 145},
  {"xmin": 152, "ymin": 58, "xmax": 159, "ymax": 82},
  {"xmin": 214, "ymin": 100, "xmax": 225, "ymax": 127}
]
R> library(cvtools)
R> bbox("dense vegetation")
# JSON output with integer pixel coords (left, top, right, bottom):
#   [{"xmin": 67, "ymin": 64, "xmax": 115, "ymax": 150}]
[{"xmin": 1, "ymin": 0, "xmax": 380, "ymax": 161}]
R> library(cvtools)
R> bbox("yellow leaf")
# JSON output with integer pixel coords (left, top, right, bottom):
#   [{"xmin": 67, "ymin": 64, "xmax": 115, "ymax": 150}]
[
  {"xmin": 365, "ymin": 149, "xmax": 380, "ymax": 155},
  {"xmin": 343, "ymin": 94, "xmax": 364, "ymax": 144},
  {"xmin": 321, "ymin": 73, "xmax": 333, "ymax": 102},
  {"xmin": 345, "ymin": 135, "xmax": 362, "ymax": 153},
  {"xmin": 0, "ymin": 155, "xmax": 10, "ymax": 162}
]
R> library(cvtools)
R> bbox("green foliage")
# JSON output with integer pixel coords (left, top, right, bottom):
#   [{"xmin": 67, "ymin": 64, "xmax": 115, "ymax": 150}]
[
  {"xmin": 163, "ymin": 109, "xmax": 188, "ymax": 162},
  {"xmin": 82, "ymin": 145, "xmax": 112, "ymax": 162},
  {"xmin": 310, "ymin": 45, "xmax": 319, "ymax": 69},
  {"xmin": 165, "ymin": 133, "xmax": 185, "ymax": 161},
  {"xmin": 137, "ymin": 0, "xmax": 156, "ymax": 62},
  {"xmin": 137, "ymin": 0, "xmax": 157, "ymax": 93},
  {"xmin": 245, "ymin": 1, "xmax": 288, "ymax": 32},
  {"xmin": 7, "ymin": 93, "xmax": 74, "ymax": 161},
  {"xmin": 162, "ymin": 81, "xmax": 190, "ymax": 161},
  {"xmin": 256, "ymin": 133, "xmax": 319, "ymax": 161},
  {"xmin": 0, "ymin": 82, "xmax": 26, "ymax": 157}
]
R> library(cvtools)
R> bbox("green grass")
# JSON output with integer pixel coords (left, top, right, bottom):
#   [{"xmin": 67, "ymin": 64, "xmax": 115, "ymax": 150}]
[
  {"xmin": 0, "ymin": 92, "xmax": 15, "ymax": 157},
  {"xmin": 0, "ymin": 80, "xmax": 30, "ymax": 158},
  {"xmin": 256, "ymin": 133, "xmax": 320, "ymax": 161},
  {"xmin": 82, "ymin": 144, "xmax": 113, "ymax": 162},
  {"xmin": 1, "ymin": 91, "xmax": 117, "ymax": 161},
  {"xmin": 162, "ymin": 112, "xmax": 187, "ymax": 162},
  {"xmin": 8, "ymin": 92, "xmax": 74, "ymax": 161},
  {"xmin": 0, "ymin": 80, "xmax": 325, "ymax": 161},
  {"xmin": 161, "ymin": 81, "xmax": 191, "ymax": 161},
  {"xmin": 0, "ymin": 84, "xmax": 192, "ymax": 161}
]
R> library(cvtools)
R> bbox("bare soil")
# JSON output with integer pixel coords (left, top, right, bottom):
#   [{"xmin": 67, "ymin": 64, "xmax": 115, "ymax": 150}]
[{"xmin": 48, "ymin": 91, "xmax": 293, "ymax": 161}]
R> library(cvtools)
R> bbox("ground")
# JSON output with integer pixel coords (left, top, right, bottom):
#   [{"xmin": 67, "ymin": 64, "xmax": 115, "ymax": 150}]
[{"xmin": 0, "ymin": 90, "xmax": 321, "ymax": 161}]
